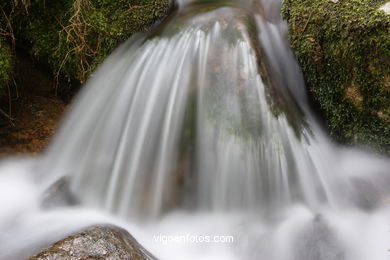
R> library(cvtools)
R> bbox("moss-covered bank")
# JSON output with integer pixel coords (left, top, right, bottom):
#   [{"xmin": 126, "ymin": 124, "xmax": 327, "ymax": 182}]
[
  {"xmin": 0, "ymin": 0, "xmax": 170, "ymax": 148},
  {"xmin": 18, "ymin": 0, "xmax": 170, "ymax": 85},
  {"xmin": 0, "ymin": 0, "xmax": 170, "ymax": 94},
  {"xmin": 282, "ymin": 0, "xmax": 390, "ymax": 153}
]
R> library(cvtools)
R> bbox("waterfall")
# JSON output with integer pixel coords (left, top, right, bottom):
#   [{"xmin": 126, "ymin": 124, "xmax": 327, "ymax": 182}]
[{"xmin": 1, "ymin": 0, "xmax": 390, "ymax": 259}]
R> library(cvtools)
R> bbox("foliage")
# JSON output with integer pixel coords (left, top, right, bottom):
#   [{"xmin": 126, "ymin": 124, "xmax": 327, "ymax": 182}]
[
  {"xmin": 11, "ymin": 0, "xmax": 170, "ymax": 89},
  {"xmin": 282, "ymin": 0, "xmax": 390, "ymax": 153},
  {"xmin": 0, "ymin": 2, "xmax": 15, "ymax": 93},
  {"xmin": 0, "ymin": 40, "xmax": 13, "ymax": 93}
]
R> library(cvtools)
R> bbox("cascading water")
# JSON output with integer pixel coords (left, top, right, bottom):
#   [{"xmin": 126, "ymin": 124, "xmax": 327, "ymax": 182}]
[{"xmin": 1, "ymin": 0, "xmax": 390, "ymax": 259}]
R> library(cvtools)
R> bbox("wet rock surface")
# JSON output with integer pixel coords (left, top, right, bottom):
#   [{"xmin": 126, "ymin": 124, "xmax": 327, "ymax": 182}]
[
  {"xmin": 40, "ymin": 177, "xmax": 79, "ymax": 209},
  {"xmin": 29, "ymin": 225, "xmax": 156, "ymax": 260}
]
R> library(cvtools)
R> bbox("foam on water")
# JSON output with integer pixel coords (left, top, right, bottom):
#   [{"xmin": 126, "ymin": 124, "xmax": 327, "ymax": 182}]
[{"xmin": 1, "ymin": 0, "xmax": 390, "ymax": 259}]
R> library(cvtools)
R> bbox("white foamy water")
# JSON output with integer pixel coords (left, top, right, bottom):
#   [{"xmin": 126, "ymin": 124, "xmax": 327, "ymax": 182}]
[{"xmin": 1, "ymin": 0, "xmax": 390, "ymax": 259}]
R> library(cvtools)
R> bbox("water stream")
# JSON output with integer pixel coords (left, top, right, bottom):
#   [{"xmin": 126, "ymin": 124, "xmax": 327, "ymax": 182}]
[{"xmin": 1, "ymin": 0, "xmax": 390, "ymax": 259}]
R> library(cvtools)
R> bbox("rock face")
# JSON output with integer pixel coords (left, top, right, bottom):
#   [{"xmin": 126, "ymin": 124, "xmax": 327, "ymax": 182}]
[
  {"xmin": 282, "ymin": 0, "xmax": 390, "ymax": 153},
  {"xmin": 30, "ymin": 225, "xmax": 156, "ymax": 260}
]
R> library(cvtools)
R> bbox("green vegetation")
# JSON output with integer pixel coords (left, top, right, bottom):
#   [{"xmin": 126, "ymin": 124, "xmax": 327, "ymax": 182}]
[
  {"xmin": 0, "ymin": 2, "xmax": 14, "ymax": 93},
  {"xmin": 282, "ymin": 0, "xmax": 390, "ymax": 153},
  {"xmin": 19, "ymin": 0, "xmax": 170, "ymax": 85},
  {"xmin": 0, "ymin": 40, "xmax": 13, "ymax": 94},
  {"xmin": 0, "ymin": 0, "xmax": 170, "ymax": 93}
]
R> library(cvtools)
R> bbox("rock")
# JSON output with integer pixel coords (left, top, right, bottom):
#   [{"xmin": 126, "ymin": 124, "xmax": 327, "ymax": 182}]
[
  {"xmin": 29, "ymin": 225, "xmax": 156, "ymax": 260},
  {"xmin": 293, "ymin": 217, "xmax": 344, "ymax": 260},
  {"xmin": 40, "ymin": 177, "xmax": 79, "ymax": 209}
]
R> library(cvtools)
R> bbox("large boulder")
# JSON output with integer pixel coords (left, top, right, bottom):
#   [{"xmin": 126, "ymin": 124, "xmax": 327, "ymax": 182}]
[
  {"xmin": 282, "ymin": 0, "xmax": 390, "ymax": 153},
  {"xmin": 30, "ymin": 225, "xmax": 156, "ymax": 260}
]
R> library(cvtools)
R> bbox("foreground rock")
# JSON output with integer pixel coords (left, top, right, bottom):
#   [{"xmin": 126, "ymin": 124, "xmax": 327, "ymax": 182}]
[
  {"xmin": 30, "ymin": 225, "xmax": 156, "ymax": 260},
  {"xmin": 282, "ymin": 0, "xmax": 390, "ymax": 153}
]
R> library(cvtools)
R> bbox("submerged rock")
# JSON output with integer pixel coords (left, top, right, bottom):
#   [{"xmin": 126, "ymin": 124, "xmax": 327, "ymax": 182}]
[
  {"xmin": 29, "ymin": 225, "xmax": 156, "ymax": 260},
  {"xmin": 293, "ymin": 216, "xmax": 344, "ymax": 260},
  {"xmin": 40, "ymin": 177, "xmax": 78, "ymax": 209}
]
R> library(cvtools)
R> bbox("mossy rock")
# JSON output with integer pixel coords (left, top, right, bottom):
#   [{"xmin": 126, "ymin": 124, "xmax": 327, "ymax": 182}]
[
  {"xmin": 11, "ymin": 0, "xmax": 170, "ymax": 86},
  {"xmin": 282, "ymin": 0, "xmax": 390, "ymax": 153}
]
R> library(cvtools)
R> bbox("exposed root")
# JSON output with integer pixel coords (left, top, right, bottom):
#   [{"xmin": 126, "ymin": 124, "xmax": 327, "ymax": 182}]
[{"xmin": 55, "ymin": 0, "xmax": 97, "ymax": 87}]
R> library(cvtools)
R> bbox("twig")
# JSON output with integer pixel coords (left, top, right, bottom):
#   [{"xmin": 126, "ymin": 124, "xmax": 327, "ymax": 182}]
[
  {"xmin": 0, "ymin": 5, "xmax": 16, "ymax": 48},
  {"xmin": 54, "ymin": 0, "xmax": 98, "ymax": 84},
  {"xmin": 301, "ymin": 11, "xmax": 313, "ymax": 34},
  {"xmin": 0, "ymin": 108, "xmax": 15, "ymax": 126},
  {"xmin": 11, "ymin": 77, "xmax": 19, "ymax": 101},
  {"xmin": 6, "ymin": 83, "xmax": 12, "ymax": 118},
  {"xmin": 125, "ymin": 4, "xmax": 153, "ymax": 13},
  {"xmin": 54, "ymin": 49, "xmax": 72, "ymax": 95}
]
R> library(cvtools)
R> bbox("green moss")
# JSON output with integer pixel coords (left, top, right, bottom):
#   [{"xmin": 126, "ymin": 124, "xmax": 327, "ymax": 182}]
[
  {"xmin": 282, "ymin": 0, "xmax": 390, "ymax": 153},
  {"xmin": 0, "ymin": 40, "xmax": 13, "ymax": 93},
  {"xmin": 0, "ymin": 2, "xmax": 14, "ymax": 94},
  {"xmin": 12, "ymin": 0, "xmax": 170, "ymax": 86}
]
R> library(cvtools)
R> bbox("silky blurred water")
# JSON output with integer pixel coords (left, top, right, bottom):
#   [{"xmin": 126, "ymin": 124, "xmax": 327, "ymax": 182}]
[{"xmin": 1, "ymin": 0, "xmax": 390, "ymax": 259}]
